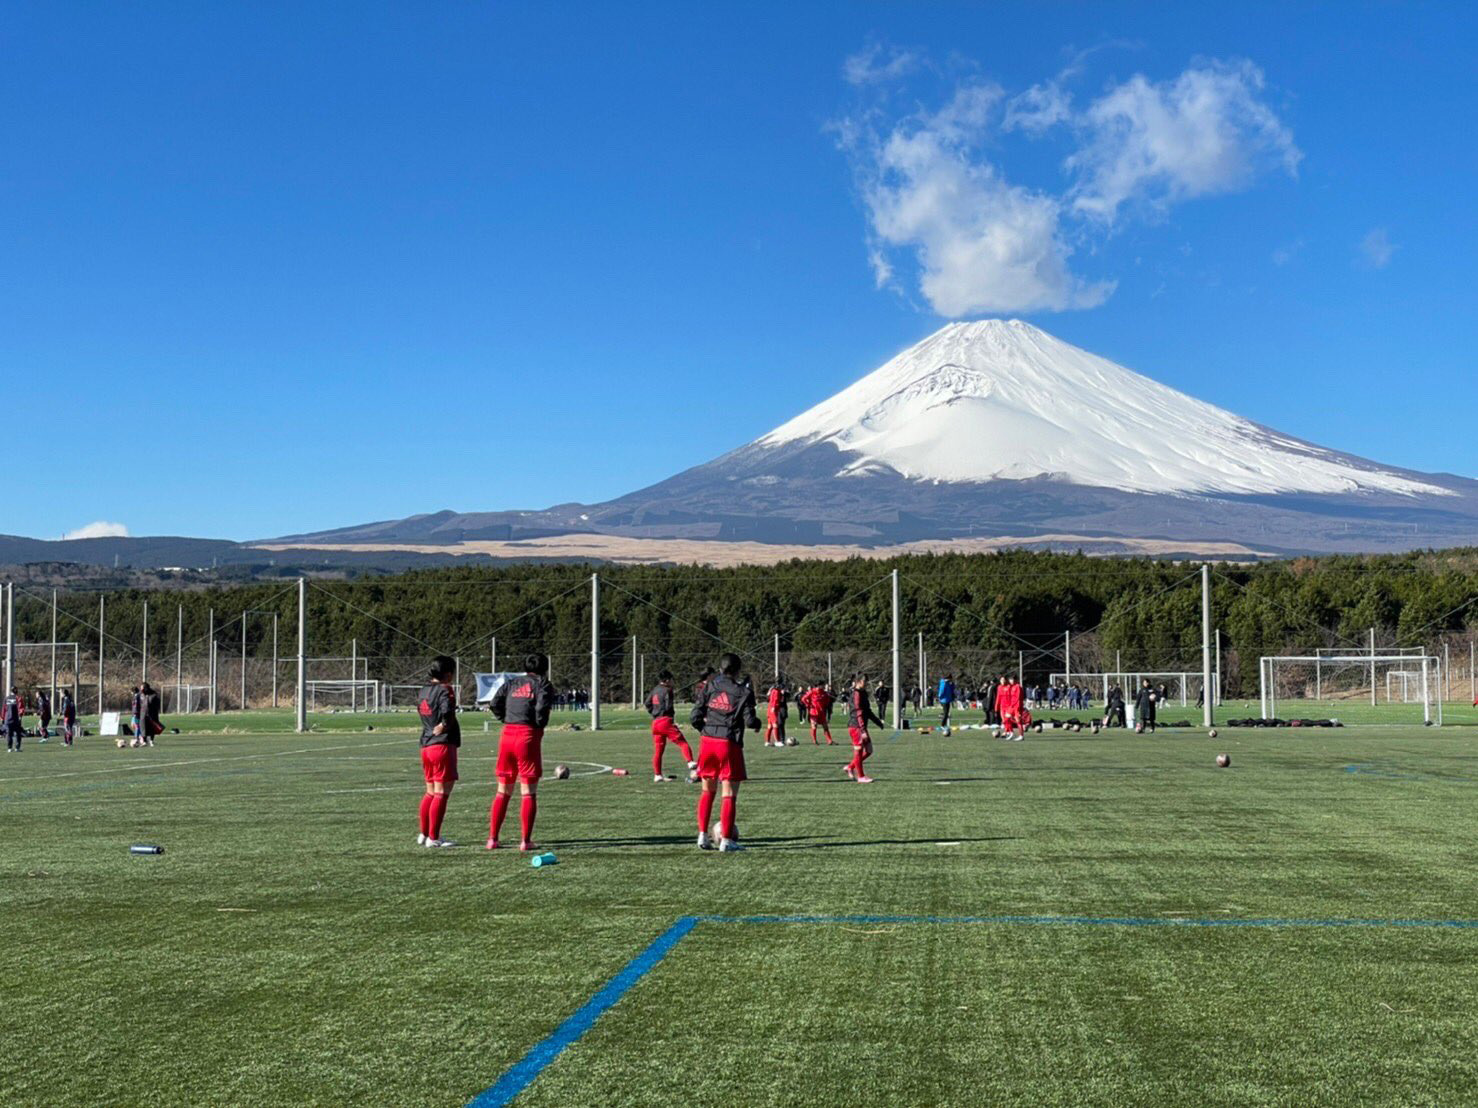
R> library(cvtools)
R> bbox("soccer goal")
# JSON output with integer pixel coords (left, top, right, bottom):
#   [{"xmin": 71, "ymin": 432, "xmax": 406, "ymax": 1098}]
[
  {"xmin": 306, "ymin": 680, "xmax": 382, "ymax": 713},
  {"xmin": 167, "ymin": 684, "xmax": 214, "ymax": 714},
  {"xmin": 1259, "ymin": 654, "xmax": 1442, "ymax": 725},
  {"xmin": 381, "ymin": 684, "xmax": 429, "ymax": 710}
]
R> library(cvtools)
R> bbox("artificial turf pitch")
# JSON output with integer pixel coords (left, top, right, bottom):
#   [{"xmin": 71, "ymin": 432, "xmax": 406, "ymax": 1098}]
[{"xmin": 2, "ymin": 708, "xmax": 1475, "ymax": 1106}]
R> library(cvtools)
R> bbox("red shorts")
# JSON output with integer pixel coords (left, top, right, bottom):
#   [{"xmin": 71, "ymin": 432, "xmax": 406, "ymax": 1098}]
[
  {"xmin": 421, "ymin": 743, "xmax": 459, "ymax": 784},
  {"xmin": 651, "ymin": 717, "xmax": 685, "ymax": 744},
  {"xmin": 848, "ymin": 726, "xmax": 871, "ymax": 749},
  {"xmin": 811, "ymin": 711, "xmax": 828, "ymax": 724},
  {"xmin": 696, "ymin": 736, "xmax": 747, "ymax": 782},
  {"xmin": 1002, "ymin": 713, "xmax": 1020, "ymax": 732},
  {"xmin": 496, "ymin": 724, "xmax": 543, "ymax": 784}
]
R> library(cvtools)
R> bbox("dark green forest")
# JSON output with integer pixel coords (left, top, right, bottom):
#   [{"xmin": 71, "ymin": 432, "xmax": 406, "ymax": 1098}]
[{"xmin": 5, "ymin": 549, "xmax": 1477, "ymax": 701}]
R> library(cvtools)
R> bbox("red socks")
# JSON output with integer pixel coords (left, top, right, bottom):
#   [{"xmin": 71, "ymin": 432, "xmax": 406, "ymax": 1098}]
[
  {"xmin": 419, "ymin": 794, "xmax": 434, "ymax": 836},
  {"xmin": 428, "ymin": 794, "xmax": 448, "ymax": 839},
  {"xmin": 697, "ymin": 789, "xmax": 715, "ymax": 833},
  {"xmin": 720, "ymin": 796, "xmax": 736, "ymax": 840},
  {"xmin": 520, "ymin": 794, "xmax": 537, "ymax": 844},
  {"xmin": 489, "ymin": 792, "xmax": 510, "ymax": 841}
]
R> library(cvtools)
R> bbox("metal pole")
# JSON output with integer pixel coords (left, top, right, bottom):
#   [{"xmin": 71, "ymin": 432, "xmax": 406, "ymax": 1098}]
[
  {"xmin": 1421, "ymin": 654, "xmax": 1431, "ymax": 726},
  {"xmin": 1064, "ymin": 631, "xmax": 1071, "ymax": 686},
  {"xmin": 50, "ymin": 588, "xmax": 58, "ymax": 708},
  {"xmin": 98, "ymin": 594, "xmax": 105, "ymax": 714},
  {"xmin": 350, "ymin": 638, "xmax": 357, "ymax": 712},
  {"xmin": 827, "ymin": 652, "xmax": 832, "ymax": 687},
  {"xmin": 208, "ymin": 608, "xmax": 217, "ymax": 714},
  {"xmin": 638, "ymin": 654, "xmax": 644, "ymax": 705},
  {"xmin": 455, "ymin": 657, "xmax": 460, "ymax": 705},
  {"xmin": 296, "ymin": 578, "xmax": 307, "ymax": 733},
  {"xmin": 917, "ymin": 631, "xmax": 924, "ymax": 705},
  {"xmin": 242, "ymin": 612, "xmax": 249, "ymax": 711},
  {"xmin": 141, "ymin": 600, "xmax": 148, "ymax": 685},
  {"xmin": 491, "ymin": 635, "xmax": 497, "ymax": 673},
  {"xmin": 890, "ymin": 568, "xmax": 901, "ymax": 730},
  {"xmin": 1201, "ymin": 564, "xmax": 1213, "ymax": 728},
  {"xmin": 1370, "ymin": 627, "xmax": 1376, "ymax": 707},
  {"xmin": 1215, "ymin": 629, "xmax": 1222, "ymax": 707},
  {"xmin": 1017, "ymin": 650, "xmax": 1023, "ymax": 685},
  {"xmin": 3, "ymin": 583, "xmax": 13, "ymax": 699},
  {"xmin": 590, "ymin": 573, "xmax": 600, "ymax": 731},
  {"xmin": 1444, "ymin": 642, "xmax": 1451, "ymax": 703},
  {"xmin": 176, "ymin": 605, "xmax": 183, "ymax": 711},
  {"xmin": 272, "ymin": 613, "xmax": 278, "ymax": 708},
  {"xmin": 774, "ymin": 632, "xmax": 779, "ymax": 683},
  {"xmin": 631, "ymin": 635, "xmax": 638, "ymax": 710}
]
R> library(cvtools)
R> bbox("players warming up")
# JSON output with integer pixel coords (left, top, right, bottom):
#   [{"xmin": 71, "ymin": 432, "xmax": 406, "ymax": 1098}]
[
  {"xmin": 845, "ymin": 674, "xmax": 883, "ymax": 783},
  {"xmin": 802, "ymin": 681, "xmax": 835, "ymax": 744},
  {"xmin": 690, "ymin": 652, "xmax": 759, "ymax": 852},
  {"xmin": 416, "ymin": 655, "xmax": 461, "ymax": 848},
  {"xmin": 488, "ymin": 654, "xmax": 553, "ymax": 852},
  {"xmin": 764, "ymin": 682, "xmax": 789, "ymax": 747},
  {"xmin": 60, "ymin": 690, "xmax": 77, "ymax": 746},
  {"xmin": 648, "ymin": 670, "xmax": 698, "ymax": 782}
]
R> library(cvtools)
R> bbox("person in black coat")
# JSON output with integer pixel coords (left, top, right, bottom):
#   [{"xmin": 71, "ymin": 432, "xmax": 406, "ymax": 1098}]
[{"xmin": 1134, "ymin": 679, "xmax": 1158, "ymax": 734}]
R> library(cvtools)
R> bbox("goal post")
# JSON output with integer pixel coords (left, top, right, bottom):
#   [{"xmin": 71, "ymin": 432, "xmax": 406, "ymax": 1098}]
[
  {"xmin": 1260, "ymin": 654, "xmax": 1441, "ymax": 725},
  {"xmin": 306, "ymin": 679, "xmax": 382, "ymax": 713}
]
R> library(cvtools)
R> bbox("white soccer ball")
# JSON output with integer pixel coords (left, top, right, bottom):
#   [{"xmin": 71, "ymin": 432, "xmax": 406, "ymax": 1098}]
[
  {"xmin": 786, "ymin": 737, "xmax": 798, "ymax": 747},
  {"xmin": 115, "ymin": 738, "xmax": 126, "ymax": 748},
  {"xmin": 1208, "ymin": 728, "xmax": 1218, "ymax": 739}
]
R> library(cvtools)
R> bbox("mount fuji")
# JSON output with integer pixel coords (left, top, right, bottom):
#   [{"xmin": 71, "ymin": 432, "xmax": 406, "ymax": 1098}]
[{"xmin": 276, "ymin": 321, "xmax": 1478, "ymax": 557}]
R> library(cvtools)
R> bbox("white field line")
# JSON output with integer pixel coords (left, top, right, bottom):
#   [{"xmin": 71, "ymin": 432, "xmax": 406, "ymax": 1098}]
[{"xmin": 19, "ymin": 739, "xmax": 408, "ymax": 781}]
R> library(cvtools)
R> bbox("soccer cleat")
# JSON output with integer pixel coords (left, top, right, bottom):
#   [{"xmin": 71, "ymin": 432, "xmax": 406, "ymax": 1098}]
[
  {"xmin": 423, "ymin": 838, "xmax": 442, "ymax": 848},
  {"xmin": 718, "ymin": 838, "xmax": 744, "ymax": 852},
  {"xmin": 485, "ymin": 838, "xmax": 501, "ymax": 850},
  {"xmin": 856, "ymin": 775, "xmax": 875, "ymax": 784},
  {"xmin": 416, "ymin": 833, "xmax": 427, "ymax": 846},
  {"xmin": 843, "ymin": 765, "xmax": 855, "ymax": 779},
  {"xmin": 697, "ymin": 831, "xmax": 712, "ymax": 850},
  {"xmin": 519, "ymin": 840, "xmax": 538, "ymax": 853},
  {"xmin": 653, "ymin": 774, "xmax": 665, "ymax": 783}
]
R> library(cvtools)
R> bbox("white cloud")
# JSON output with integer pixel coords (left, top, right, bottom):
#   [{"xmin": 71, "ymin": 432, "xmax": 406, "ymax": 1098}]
[
  {"xmin": 1271, "ymin": 238, "xmax": 1304, "ymax": 266},
  {"xmin": 1004, "ymin": 81, "xmax": 1072, "ymax": 134},
  {"xmin": 843, "ymin": 43, "xmax": 918, "ymax": 86},
  {"xmin": 839, "ymin": 51, "xmax": 1299, "ymax": 316},
  {"xmin": 59, "ymin": 521, "xmax": 130, "ymax": 541},
  {"xmin": 1358, "ymin": 227, "xmax": 1397, "ymax": 269},
  {"xmin": 1067, "ymin": 60, "xmax": 1301, "ymax": 224},
  {"xmin": 845, "ymin": 83, "xmax": 1112, "ymax": 315}
]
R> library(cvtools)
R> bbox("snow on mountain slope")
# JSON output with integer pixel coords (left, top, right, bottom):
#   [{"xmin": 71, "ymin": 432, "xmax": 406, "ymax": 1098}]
[{"xmin": 759, "ymin": 320, "xmax": 1448, "ymax": 498}]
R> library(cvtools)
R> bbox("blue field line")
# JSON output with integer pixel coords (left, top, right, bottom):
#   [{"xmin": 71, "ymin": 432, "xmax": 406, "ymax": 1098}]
[
  {"xmin": 467, "ymin": 915, "xmax": 699, "ymax": 1108},
  {"xmin": 468, "ymin": 909, "xmax": 1476, "ymax": 1104},
  {"xmin": 703, "ymin": 912, "xmax": 1478, "ymax": 930}
]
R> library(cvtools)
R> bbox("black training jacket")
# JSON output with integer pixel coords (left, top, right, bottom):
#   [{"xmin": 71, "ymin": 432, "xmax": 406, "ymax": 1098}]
[
  {"xmin": 647, "ymin": 684, "xmax": 675, "ymax": 719},
  {"xmin": 418, "ymin": 682, "xmax": 461, "ymax": 748},
  {"xmin": 689, "ymin": 674, "xmax": 760, "ymax": 746},
  {"xmin": 492, "ymin": 673, "xmax": 554, "ymax": 730},
  {"xmin": 848, "ymin": 687, "xmax": 885, "ymax": 731}
]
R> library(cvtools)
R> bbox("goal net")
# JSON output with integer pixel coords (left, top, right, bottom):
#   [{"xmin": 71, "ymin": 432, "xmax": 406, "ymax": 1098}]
[
  {"xmin": 166, "ymin": 684, "xmax": 213, "ymax": 714},
  {"xmin": 1259, "ymin": 654, "xmax": 1442, "ymax": 725},
  {"xmin": 306, "ymin": 680, "xmax": 382, "ymax": 712}
]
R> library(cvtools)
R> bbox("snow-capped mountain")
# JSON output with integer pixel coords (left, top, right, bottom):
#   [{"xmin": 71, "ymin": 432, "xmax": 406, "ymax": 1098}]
[
  {"xmin": 276, "ymin": 321, "xmax": 1478, "ymax": 556},
  {"xmin": 758, "ymin": 320, "xmax": 1445, "ymax": 499}
]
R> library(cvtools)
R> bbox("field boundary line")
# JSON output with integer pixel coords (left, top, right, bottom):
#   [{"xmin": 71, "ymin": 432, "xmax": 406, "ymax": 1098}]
[
  {"xmin": 468, "ymin": 909, "xmax": 1478, "ymax": 1104},
  {"xmin": 17, "ymin": 738, "xmax": 408, "ymax": 781}
]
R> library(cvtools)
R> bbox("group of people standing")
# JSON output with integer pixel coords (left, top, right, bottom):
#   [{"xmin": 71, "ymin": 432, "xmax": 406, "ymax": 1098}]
[
  {"xmin": 3, "ymin": 687, "xmax": 78, "ymax": 751},
  {"xmin": 413, "ymin": 653, "xmax": 892, "ymax": 855}
]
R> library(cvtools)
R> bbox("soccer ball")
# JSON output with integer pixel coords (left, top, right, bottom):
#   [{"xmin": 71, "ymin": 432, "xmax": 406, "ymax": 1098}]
[
  {"xmin": 1216, "ymin": 753, "xmax": 1231, "ymax": 768},
  {"xmin": 1208, "ymin": 728, "xmax": 1218, "ymax": 739},
  {"xmin": 940, "ymin": 727, "xmax": 951, "ymax": 737},
  {"xmin": 786, "ymin": 737, "xmax": 798, "ymax": 747},
  {"xmin": 115, "ymin": 738, "xmax": 126, "ymax": 748},
  {"xmin": 554, "ymin": 764, "xmax": 571, "ymax": 780}
]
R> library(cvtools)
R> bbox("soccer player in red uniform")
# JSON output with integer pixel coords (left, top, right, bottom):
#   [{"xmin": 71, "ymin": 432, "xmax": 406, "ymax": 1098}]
[
  {"xmin": 764, "ymin": 683, "xmax": 784, "ymax": 747},
  {"xmin": 647, "ymin": 670, "xmax": 698, "ymax": 782},
  {"xmin": 487, "ymin": 654, "xmax": 554, "ymax": 851},
  {"xmin": 802, "ymin": 682, "xmax": 835, "ymax": 744},
  {"xmin": 416, "ymin": 655, "xmax": 461, "ymax": 848},
  {"xmin": 845, "ymin": 674, "xmax": 884, "ymax": 783},
  {"xmin": 1001, "ymin": 676, "xmax": 1028, "ymax": 740},
  {"xmin": 690, "ymin": 652, "xmax": 760, "ymax": 852}
]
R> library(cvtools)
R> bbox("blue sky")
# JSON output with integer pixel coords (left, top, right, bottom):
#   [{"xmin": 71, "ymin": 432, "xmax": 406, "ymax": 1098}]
[{"xmin": 3, "ymin": 1, "xmax": 1475, "ymax": 541}]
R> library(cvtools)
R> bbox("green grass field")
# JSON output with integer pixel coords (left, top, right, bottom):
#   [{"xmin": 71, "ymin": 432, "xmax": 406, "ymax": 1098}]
[{"xmin": 3, "ymin": 707, "xmax": 1476, "ymax": 1106}]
